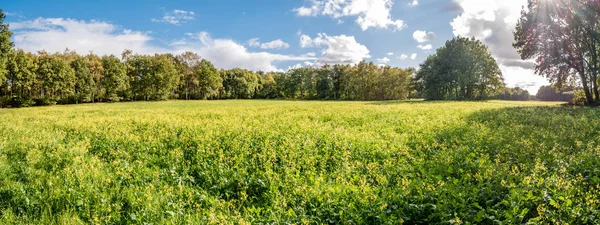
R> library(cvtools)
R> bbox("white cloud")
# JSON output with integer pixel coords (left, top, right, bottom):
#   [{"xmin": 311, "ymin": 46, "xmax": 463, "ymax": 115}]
[
  {"xmin": 175, "ymin": 33, "xmax": 313, "ymax": 72},
  {"xmin": 410, "ymin": 53, "xmax": 417, "ymax": 60},
  {"xmin": 417, "ymin": 44, "xmax": 432, "ymax": 50},
  {"xmin": 450, "ymin": 0, "xmax": 549, "ymax": 92},
  {"xmin": 247, "ymin": 38, "xmax": 261, "ymax": 47},
  {"xmin": 293, "ymin": 0, "xmax": 406, "ymax": 31},
  {"xmin": 399, "ymin": 54, "xmax": 408, "ymax": 60},
  {"xmin": 387, "ymin": 52, "xmax": 394, "ymax": 56},
  {"xmin": 260, "ymin": 39, "xmax": 290, "ymax": 49},
  {"xmin": 152, "ymin": 9, "xmax": 195, "ymax": 25},
  {"xmin": 408, "ymin": 0, "xmax": 419, "ymax": 7},
  {"xmin": 299, "ymin": 33, "xmax": 371, "ymax": 66},
  {"xmin": 9, "ymin": 18, "xmax": 315, "ymax": 72},
  {"xmin": 377, "ymin": 57, "xmax": 390, "ymax": 63},
  {"xmin": 10, "ymin": 18, "xmax": 161, "ymax": 56},
  {"xmin": 304, "ymin": 52, "xmax": 316, "ymax": 57},
  {"xmin": 247, "ymin": 38, "xmax": 290, "ymax": 49},
  {"xmin": 300, "ymin": 34, "xmax": 313, "ymax": 48},
  {"xmin": 412, "ymin": 30, "xmax": 436, "ymax": 43}
]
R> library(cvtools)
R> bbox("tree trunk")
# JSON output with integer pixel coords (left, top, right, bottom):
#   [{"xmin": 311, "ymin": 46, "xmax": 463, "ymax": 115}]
[{"xmin": 580, "ymin": 69, "xmax": 595, "ymax": 105}]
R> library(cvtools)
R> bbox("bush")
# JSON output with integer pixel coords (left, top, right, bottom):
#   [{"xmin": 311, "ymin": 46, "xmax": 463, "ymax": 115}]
[
  {"xmin": 0, "ymin": 96, "xmax": 35, "ymax": 108},
  {"xmin": 570, "ymin": 90, "xmax": 587, "ymax": 106},
  {"xmin": 33, "ymin": 97, "xmax": 58, "ymax": 106}
]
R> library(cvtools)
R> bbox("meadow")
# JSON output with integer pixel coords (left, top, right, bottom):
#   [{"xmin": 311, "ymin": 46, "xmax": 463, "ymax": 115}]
[{"xmin": 0, "ymin": 100, "xmax": 599, "ymax": 224}]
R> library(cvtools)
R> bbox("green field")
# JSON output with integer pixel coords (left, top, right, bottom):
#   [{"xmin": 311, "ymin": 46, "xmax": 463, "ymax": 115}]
[{"xmin": 1, "ymin": 100, "xmax": 599, "ymax": 224}]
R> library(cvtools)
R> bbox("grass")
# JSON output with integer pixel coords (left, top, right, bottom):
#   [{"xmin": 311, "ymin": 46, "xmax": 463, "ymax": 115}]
[{"xmin": 0, "ymin": 100, "xmax": 599, "ymax": 224}]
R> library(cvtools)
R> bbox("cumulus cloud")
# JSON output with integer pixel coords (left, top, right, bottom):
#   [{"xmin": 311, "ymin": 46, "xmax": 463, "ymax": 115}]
[
  {"xmin": 299, "ymin": 33, "xmax": 371, "ymax": 66},
  {"xmin": 10, "ymin": 18, "xmax": 161, "ymax": 56},
  {"xmin": 410, "ymin": 53, "xmax": 417, "ymax": 60},
  {"xmin": 399, "ymin": 54, "xmax": 408, "ymax": 60},
  {"xmin": 9, "ymin": 18, "xmax": 314, "ymax": 72},
  {"xmin": 450, "ymin": 0, "xmax": 548, "ymax": 91},
  {"xmin": 377, "ymin": 57, "xmax": 391, "ymax": 63},
  {"xmin": 247, "ymin": 38, "xmax": 290, "ymax": 49},
  {"xmin": 152, "ymin": 9, "xmax": 195, "ymax": 25},
  {"xmin": 417, "ymin": 44, "xmax": 432, "ymax": 50},
  {"xmin": 293, "ymin": 0, "xmax": 406, "ymax": 31},
  {"xmin": 387, "ymin": 52, "xmax": 394, "ymax": 56},
  {"xmin": 412, "ymin": 30, "xmax": 436, "ymax": 43}
]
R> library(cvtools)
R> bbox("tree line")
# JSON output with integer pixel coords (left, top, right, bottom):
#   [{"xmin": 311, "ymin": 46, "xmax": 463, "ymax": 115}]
[
  {"xmin": 0, "ymin": 49, "xmax": 417, "ymax": 107},
  {"xmin": 4, "ymin": 6, "xmax": 588, "ymax": 107},
  {"xmin": 0, "ymin": 9, "xmax": 420, "ymax": 107}
]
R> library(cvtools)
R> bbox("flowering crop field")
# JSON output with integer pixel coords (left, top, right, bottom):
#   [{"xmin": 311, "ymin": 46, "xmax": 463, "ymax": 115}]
[{"xmin": 1, "ymin": 100, "xmax": 599, "ymax": 224}]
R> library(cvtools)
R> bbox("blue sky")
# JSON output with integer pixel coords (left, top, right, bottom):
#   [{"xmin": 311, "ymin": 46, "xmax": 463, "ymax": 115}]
[{"xmin": 3, "ymin": 0, "xmax": 548, "ymax": 93}]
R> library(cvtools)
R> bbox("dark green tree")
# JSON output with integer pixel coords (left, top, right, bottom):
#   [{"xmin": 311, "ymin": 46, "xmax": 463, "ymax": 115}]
[
  {"xmin": 101, "ymin": 55, "xmax": 128, "ymax": 102},
  {"xmin": 196, "ymin": 59, "xmax": 221, "ymax": 99},
  {"xmin": 416, "ymin": 37, "xmax": 504, "ymax": 100},
  {"xmin": 0, "ymin": 9, "xmax": 14, "ymax": 86}
]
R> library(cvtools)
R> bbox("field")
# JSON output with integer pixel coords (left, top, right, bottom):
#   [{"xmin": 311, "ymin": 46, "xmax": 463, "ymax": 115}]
[{"xmin": 1, "ymin": 100, "xmax": 599, "ymax": 224}]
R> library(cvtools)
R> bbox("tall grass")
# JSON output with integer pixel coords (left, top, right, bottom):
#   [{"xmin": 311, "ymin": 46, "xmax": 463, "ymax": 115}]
[{"xmin": 0, "ymin": 100, "xmax": 598, "ymax": 224}]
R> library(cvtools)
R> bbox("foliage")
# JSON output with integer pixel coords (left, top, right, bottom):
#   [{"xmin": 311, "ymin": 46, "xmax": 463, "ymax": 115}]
[
  {"xmin": 36, "ymin": 52, "xmax": 76, "ymax": 103},
  {"xmin": 495, "ymin": 87, "xmax": 531, "ymax": 101},
  {"xmin": 536, "ymin": 85, "xmax": 575, "ymax": 102},
  {"xmin": 71, "ymin": 55, "xmax": 94, "ymax": 103},
  {"xmin": 101, "ymin": 55, "xmax": 128, "ymax": 102},
  {"xmin": 514, "ymin": 0, "xmax": 600, "ymax": 105},
  {"xmin": 1, "ymin": 100, "xmax": 599, "ymax": 224},
  {"xmin": 220, "ymin": 68, "xmax": 260, "ymax": 99},
  {"xmin": 0, "ymin": 9, "xmax": 14, "ymax": 84},
  {"xmin": 416, "ymin": 37, "xmax": 504, "ymax": 100},
  {"xmin": 196, "ymin": 59, "xmax": 221, "ymax": 99},
  {"xmin": 4, "ymin": 49, "xmax": 37, "ymax": 99}
]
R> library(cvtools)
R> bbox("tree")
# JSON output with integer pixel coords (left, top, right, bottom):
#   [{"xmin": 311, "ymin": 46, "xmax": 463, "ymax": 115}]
[
  {"xmin": 0, "ymin": 9, "xmax": 14, "ymax": 86},
  {"xmin": 416, "ymin": 37, "xmax": 504, "ymax": 100},
  {"xmin": 536, "ymin": 85, "xmax": 574, "ymax": 102},
  {"xmin": 495, "ymin": 87, "xmax": 531, "ymax": 101},
  {"xmin": 101, "ymin": 55, "xmax": 128, "ymax": 101},
  {"xmin": 176, "ymin": 52, "xmax": 200, "ymax": 100},
  {"xmin": 196, "ymin": 59, "xmax": 221, "ymax": 99},
  {"xmin": 5, "ymin": 49, "xmax": 37, "ymax": 98},
  {"xmin": 514, "ymin": 0, "xmax": 600, "ymax": 105},
  {"xmin": 86, "ymin": 53, "xmax": 104, "ymax": 102},
  {"xmin": 37, "ymin": 52, "xmax": 76, "ymax": 102},
  {"xmin": 220, "ymin": 68, "xmax": 260, "ymax": 99},
  {"xmin": 71, "ymin": 55, "xmax": 94, "ymax": 103},
  {"xmin": 257, "ymin": 73, "xmax": 279, "ymax": 99},
  {"xmin": 150, "ymin": 54, "xmax": 180, "ymax": 100}
]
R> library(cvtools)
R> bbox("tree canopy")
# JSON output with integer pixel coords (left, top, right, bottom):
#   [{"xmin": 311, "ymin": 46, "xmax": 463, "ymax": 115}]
[
  {"xmin": 514, "ymin": 0, "xmax": 600, "ymax": 105},
  {"xmin": 0, "ymin": 9, "xmax": 14, "ymax": 85},
  {"xmin": 415, "ymin": 37, "xmax": 504, "ymax": 100}
]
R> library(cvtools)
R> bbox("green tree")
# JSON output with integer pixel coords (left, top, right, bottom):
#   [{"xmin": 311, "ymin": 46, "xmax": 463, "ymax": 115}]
[
  {"xmin": 416, "ymin": 37, "xmax": 504, "ymax": 100},
  {"xmin": 150, "ymin": 54, "xmax": 180, "ymax": 100},
  {"xmin": 71, "ymin": 55, "xmax": 94, "ymax": 103},
  {"xmin": 514, "ymin": 0, "xmax": 600, "ymax": 105},
  {"xmin": 0, "ymin": 9, "xmax": 14, "ymax": 86},
  {"xmin": 87, "ymin": 53, "xmax": 104, "ymax": 102},
  {"xmin": 257, "ymin": 73, "xmax": 280, "ymax": 99},
  {"xmin": 37, "ymin": 52, "xmax": 76, "ymax": 103},
  {"xmin": 175, "ymin": 52, "xmax": 200, "ymax": 100},
  {"xmin": 196, "ymin": 59, "xmax": 221, "ymax": 99},
  {"xmin": 101, "ymin": 55, "xmax": 128, "ymax": 102},
  {"xmin": 220, "ymin": 68, "xmax": 260, "ymax": 99},
  {"xmin": 5, "ymin": 49, "xmax": 37, "ymax": 98}
]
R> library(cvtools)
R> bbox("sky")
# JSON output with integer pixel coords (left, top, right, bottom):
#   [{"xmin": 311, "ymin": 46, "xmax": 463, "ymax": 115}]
[{"xmin": 3, "ymin": 0, "xmax": 549, "ymax": 93}]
